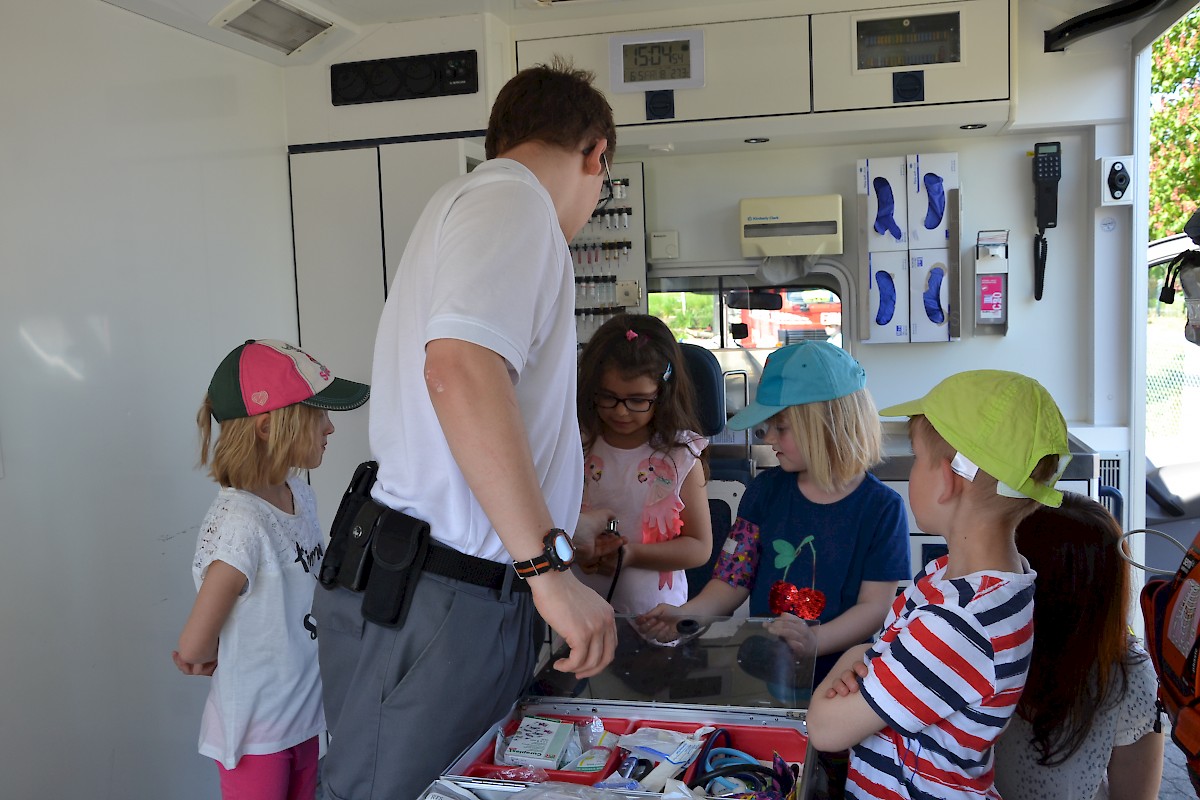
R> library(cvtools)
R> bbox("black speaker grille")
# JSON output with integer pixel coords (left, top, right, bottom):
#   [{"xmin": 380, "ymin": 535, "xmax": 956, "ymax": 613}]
[{"xmin": 331, "ymin": 50, "xmax": 479, "ymax": 107}]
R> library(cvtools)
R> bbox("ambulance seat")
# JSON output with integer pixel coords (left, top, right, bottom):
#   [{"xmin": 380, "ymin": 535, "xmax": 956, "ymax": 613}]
[{"xmin": 678, "ymin": 343, "xmax": 750, "ymax": 597}]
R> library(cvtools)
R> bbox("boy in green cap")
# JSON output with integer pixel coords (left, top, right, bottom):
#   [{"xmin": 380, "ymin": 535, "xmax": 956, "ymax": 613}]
[{"xmin": 807, "ymin": 369, "xmax": 1071, "ymax": 800}]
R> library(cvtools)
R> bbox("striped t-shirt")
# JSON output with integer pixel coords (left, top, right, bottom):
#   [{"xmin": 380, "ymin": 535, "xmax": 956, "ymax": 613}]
[{"xmin": 849, "ymin": 555, "xmax": 1036, "ymax": 800}]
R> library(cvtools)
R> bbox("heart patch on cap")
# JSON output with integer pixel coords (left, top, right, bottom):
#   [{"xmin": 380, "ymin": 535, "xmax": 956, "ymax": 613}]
[{"xmin": 251, "ymin": 391, "xmax": 269, "ymax": 407}]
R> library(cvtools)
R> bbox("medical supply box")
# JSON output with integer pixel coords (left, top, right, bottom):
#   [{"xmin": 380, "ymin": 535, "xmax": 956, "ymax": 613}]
[{"xmin": 427, "ymin": 614, "xmax": 819, "ymax": 799}]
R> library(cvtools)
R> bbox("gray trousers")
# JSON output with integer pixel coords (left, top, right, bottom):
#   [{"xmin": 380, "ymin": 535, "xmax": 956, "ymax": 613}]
[{"xmin": 313, "ymin": 570, "xmax": 538, "ymax": 800}]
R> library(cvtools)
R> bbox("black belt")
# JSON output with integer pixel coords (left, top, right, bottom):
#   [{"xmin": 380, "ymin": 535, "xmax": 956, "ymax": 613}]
[{"xmin": 425, "ymin": 542, "xmax": 531, "ymax": 592}]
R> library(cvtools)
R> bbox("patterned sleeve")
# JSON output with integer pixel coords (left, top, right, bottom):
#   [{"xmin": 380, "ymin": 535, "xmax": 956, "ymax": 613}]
[
  {"xmin": 712, "ymin": 473, "xmax": 766, "ymax": 589},
  {"xmin": 1114, "ymin": 644, "xmax": 1162, "ymax": 747},
  {"xmin": 193, "ymin": 493, "xmax": 263, "ymax": 594},
  {"xmin": 858, "ymin": 605, "xmax": 995, "ymax": 737}
]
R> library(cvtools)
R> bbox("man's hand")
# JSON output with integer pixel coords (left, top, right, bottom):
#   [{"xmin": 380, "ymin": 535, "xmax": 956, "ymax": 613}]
[{"xmin": 530, "ymin": 571, "xmax": 616, "ymax": 678}]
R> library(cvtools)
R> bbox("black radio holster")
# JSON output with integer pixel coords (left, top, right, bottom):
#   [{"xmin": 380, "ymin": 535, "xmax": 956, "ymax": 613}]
[
  {"xmin": 318, "ymin": 460, "xmax": 432, "ymax": 630},
  {"xmin": 318, "ymin": 460, "xmax": 378, "ymax": 589}
]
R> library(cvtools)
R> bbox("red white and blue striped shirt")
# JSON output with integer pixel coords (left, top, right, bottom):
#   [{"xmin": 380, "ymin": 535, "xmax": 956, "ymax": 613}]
[{"xmin": 849, "ymin": 555, "xmax": 1036, "ymax": 800}]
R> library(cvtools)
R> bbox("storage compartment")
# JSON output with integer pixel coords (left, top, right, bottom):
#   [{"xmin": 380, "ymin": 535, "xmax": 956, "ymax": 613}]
[
  {"xmin": 811, "ymin": 0, "xmax": 1008, "ymax": 112},
  {"xmin": 436, "ymin": 615, "xmax": 818, "ymax": 798},
  {"xmin": 516, "ymin": 17, "xmax": 811, "ymax": 127}
]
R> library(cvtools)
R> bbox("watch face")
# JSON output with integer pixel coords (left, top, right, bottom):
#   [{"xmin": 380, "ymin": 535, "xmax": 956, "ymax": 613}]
[{"xmin": 553, "ymin": 532, "xmax": 574, "ymax": 563}]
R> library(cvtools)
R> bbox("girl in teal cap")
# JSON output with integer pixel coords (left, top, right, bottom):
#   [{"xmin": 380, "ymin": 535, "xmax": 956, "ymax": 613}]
[{"xmin": 639, "ymin": 341, "xmax": 910, "ymax": 689}]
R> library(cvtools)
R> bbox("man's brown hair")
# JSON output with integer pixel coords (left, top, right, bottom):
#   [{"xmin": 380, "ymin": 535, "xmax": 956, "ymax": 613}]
[{"xmin": 485, "ymin": 57, "xmax": 617, "ymax": 159}]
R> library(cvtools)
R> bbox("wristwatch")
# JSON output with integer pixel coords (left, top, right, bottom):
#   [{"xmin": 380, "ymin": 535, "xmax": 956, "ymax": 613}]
[{"xmin": 512, "ymin": 528, "xmax": 575, "ymax": 579}]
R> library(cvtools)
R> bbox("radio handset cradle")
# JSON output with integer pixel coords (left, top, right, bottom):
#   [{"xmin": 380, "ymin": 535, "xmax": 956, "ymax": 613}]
[{"xmin": 1032, "ymin": 142, "xmax": 1062, "ymax": 301}]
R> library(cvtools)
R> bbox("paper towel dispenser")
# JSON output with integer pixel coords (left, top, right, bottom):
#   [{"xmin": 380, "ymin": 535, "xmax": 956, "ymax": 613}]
[{"xmin": 740, "ymin": 195, "xmax": 843, "ymax": 257}]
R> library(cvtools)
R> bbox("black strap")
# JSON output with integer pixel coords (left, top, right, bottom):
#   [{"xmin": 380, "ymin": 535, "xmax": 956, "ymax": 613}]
[
  {"xmin": 424, "ymin": 542, "xmax": 530, "ymax": 592},
  {"xmin": 1034, "ymin": 231, "xmax": 1048, "ymax": 301}
]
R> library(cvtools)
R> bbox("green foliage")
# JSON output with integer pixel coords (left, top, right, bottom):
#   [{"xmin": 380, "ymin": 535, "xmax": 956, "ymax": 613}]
[
  {"xmin": 648, "ymin": 292, "xmax": 717, "ymax": 340},
  {"xmin": 1150, "ymin": 9, "xmax": 1200, "ymax": 240}
]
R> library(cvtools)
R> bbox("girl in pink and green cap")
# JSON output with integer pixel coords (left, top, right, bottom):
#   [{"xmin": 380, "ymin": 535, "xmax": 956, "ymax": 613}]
[{"xmin": 172, "ymin": 340, "xmax": 368, "ymax": 800}]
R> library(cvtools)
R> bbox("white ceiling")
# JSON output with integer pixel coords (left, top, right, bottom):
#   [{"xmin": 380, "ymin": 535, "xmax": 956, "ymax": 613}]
[{"xmin": 98, "ymin": 0, "xmax": 741, "ymax": 64}]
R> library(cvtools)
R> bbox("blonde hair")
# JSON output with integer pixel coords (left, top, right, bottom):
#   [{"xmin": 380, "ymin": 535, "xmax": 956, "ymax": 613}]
[
  {"xmin": 196, "ymin": 395, "xmax": 324, "ymax": 489},
  {"xmin": 910, "ymin": 415, "xmax": 1061, "ymax": 525},
  {"xmin": 782, "ymin": 388, "xmax": 883, "ymax": 493}
]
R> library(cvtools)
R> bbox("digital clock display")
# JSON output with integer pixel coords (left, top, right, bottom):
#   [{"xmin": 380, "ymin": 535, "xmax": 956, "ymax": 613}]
[
  {"xmin": 623, "ymin": 40, "xmax": 692, "ymax": 83},
  {"xmin": 609, "ymin": 29, "xmax": 704, "ymax": 93}
]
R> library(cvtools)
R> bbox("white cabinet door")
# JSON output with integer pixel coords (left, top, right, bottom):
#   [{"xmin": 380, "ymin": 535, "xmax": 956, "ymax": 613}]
[
  {"xmin": 811, "ymin": 0, "xmax": 1008, "ymax": 112},
  {"xmin": 380, "ymin": 139, "xmax": 484, "ymax": 289},
  {"xmin": 291, "ymin": 147, "xmax": 384, "ymax": 536},
  {"xmin": 517, "ymin": 17, "xmax": 810, "ymax": 127}
]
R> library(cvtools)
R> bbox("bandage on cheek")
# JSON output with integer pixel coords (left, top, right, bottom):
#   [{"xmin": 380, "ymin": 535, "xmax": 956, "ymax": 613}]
[{"xmin": 950, "ymin": 452, "xmax": 979, "ymax": 481}]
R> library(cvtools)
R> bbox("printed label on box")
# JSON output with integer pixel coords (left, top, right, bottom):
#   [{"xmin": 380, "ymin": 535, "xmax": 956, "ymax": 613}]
[
  {"xmin": 505, "ymin": 716, "xmax": 575, "ymax": 770},
  {"xmin": 979, "ymin": 275, "xmax": 1004, "ymax": 319}
]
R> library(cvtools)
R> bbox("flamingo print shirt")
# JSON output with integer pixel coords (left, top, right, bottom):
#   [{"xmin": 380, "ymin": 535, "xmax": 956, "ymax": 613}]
[{"xmin": 577, "ymin": 431, "xmax": 707, "ymax": 615}]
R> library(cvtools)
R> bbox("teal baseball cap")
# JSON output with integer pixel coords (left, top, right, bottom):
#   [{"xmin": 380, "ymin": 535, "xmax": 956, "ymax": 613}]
[
  {"xmin": 727, "ymin": 341, "xmax": 867, "ymax": 431},
  {"xmin": 879, "ymin": 370, "xmax": 1071, "ymax": 507}
]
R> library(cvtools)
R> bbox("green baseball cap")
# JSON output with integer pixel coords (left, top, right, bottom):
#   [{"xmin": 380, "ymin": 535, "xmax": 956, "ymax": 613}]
[
  {"xmin": 879, "ymin": 370, "xmax": 1071, "ymax": 507},
  {"xmin": 727, "ymin": 341, "xmax": 867, "ymax": 431}
]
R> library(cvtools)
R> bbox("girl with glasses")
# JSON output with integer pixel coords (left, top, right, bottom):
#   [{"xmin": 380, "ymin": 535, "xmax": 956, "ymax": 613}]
[{"xmin": 574, "ymin": 313, "xmax": 713, "ymax": 615}]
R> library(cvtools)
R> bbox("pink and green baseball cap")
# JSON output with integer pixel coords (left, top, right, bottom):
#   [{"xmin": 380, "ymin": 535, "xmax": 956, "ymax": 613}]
[
  {"xmin": 208, "ymin": 339, "xmax": 370, "ymax": 422},
  {"xmin": 879, "ymin": 369, "xmax": 1071, "ymax": 507}
]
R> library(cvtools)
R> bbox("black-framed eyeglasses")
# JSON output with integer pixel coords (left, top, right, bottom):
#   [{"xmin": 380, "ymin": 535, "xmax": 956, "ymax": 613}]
[
  {"xmin": 593, "ymin": 392, "xmax": 656, "ymax": 412},
  {"xmin": 596, "ymin": 154, "xmax": 614, "ymax": 212}
]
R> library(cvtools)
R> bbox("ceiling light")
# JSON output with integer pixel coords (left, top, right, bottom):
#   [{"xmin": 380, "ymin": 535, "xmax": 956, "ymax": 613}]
[{"xmin": 215, "ymin": 0, "xmax": 332, "ymax": 55}]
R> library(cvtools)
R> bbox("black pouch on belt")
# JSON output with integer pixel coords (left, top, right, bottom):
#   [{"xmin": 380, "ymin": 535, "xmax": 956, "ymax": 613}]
[
  {"xmin": 318, "ymin": 461, "xmax": 379, "ymax": 589},
  {"xmin": 361, "ymin": 509, "xmax": 431, "ymax": 628}
]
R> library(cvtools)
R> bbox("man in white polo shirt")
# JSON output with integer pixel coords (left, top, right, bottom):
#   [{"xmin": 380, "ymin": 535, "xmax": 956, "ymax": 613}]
[{"xmin": 314, "ymin": 59, "xmax": 619, "ymax": 800}]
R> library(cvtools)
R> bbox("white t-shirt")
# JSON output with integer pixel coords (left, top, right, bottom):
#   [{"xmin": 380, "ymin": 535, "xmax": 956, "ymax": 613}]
[
  {"xmin": 576, "ymin": 432, "xmax": 707, "ymax": 614},
  {"xmin": 369, "ymin": 158, "xmax": 583, "ymax": 562},
  {"xmin": 192, "ymin": 477, "xmax": 325, "ymax": 769},
  {"xmin": 992, "ymin": 642, "xmax": 1160, "ymax": 800}
]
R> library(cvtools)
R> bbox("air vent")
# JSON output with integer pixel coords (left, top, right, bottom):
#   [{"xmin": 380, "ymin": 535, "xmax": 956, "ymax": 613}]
[
  {"xmin": 213, "ymin": 0, "xmax": 332, "ymax": 55},
  {"xmin": 331, "ymin": 51, "xmax": 479, "ymax": 107}
]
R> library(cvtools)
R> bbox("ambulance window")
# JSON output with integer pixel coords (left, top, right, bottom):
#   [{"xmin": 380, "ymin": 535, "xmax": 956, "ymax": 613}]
[{"xmin": 647, "ymin": 277, "xmax": 842, "ymax": 351}]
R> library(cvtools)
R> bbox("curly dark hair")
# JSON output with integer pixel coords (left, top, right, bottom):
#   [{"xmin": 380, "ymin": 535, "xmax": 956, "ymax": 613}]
[{"xmin": 577, "ymin": 314, "xmax": 704, "ymax": 463}]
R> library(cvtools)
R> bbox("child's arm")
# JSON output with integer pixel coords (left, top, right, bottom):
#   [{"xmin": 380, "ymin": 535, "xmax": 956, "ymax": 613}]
[
  {"xmin": 623, "ymin": 464, "xmax": 713, "ymax": 572},
  {"xmin": 1106, "ymin": 729, "xmax": 1164, "ymax": 800},
  {"xmin": 636, "ymin": 579, "xmax": 749, "ymax": 641},
  {"xmin": 173, "ymin": 560, "xmax": 246, "ymax": 675},
  {"xmin": 806, "ymin": 644, "xmax": 889, "ymax": 753},
  {"xmin": 810, "ymin": 579, "xmax": 898, "ymax": 657}
]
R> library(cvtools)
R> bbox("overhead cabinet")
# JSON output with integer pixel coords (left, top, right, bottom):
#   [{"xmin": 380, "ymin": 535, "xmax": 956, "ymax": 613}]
[
  {"xmin": 811, "ymin": 0, "xmax": 1009, "ymax": 112},
  {"xmin": 516, "ymin": 16, "xmax": 812, "ymax": 126}
]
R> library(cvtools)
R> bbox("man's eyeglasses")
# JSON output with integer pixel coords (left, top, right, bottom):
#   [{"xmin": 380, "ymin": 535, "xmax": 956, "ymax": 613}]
[
  {"xmin": 593, "ymin": 392, "xmax": 656, "ymax": 412},
  {"xmin": 596, "ymin": 154, "xmax": 614, "ymax": 212}
]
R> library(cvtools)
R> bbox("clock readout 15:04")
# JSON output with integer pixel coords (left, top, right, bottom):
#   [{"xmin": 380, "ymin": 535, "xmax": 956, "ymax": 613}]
[{"xmin": 622, "ymin": 40, "xmax": 691, "ymax": 83}]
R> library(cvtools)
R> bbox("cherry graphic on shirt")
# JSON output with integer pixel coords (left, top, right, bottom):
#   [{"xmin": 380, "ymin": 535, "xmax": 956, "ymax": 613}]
[{"xmin": 769, "ymin": 535, "xmax": 826, "ymax": 619}]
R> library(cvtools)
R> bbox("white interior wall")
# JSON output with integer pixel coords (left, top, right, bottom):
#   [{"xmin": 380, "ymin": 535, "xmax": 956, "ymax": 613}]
[
  {"xmin": 640, "ymin": 128, "xmax": 1103, "ymax": 422},
  {"xmin": 0, "ymin": 1, "xmax": 293, "ymax": 796}
]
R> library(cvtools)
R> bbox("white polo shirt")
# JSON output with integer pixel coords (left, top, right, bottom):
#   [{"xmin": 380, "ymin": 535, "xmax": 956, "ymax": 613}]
[{"xmin": 368, "ymin": 158, "xmax": 583, "ymax": 562}]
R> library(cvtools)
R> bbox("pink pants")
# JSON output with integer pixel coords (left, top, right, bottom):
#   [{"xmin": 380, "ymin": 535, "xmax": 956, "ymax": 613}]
[{"xmin": 217, "ymin": 736, "xmax": 320, "ymax": 800}]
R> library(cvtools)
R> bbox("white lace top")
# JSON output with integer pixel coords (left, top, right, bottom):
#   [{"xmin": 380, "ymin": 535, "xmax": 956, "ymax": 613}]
[{"xmin": 191, "ymin": 476, "xmax": 325, "ymax": 769}]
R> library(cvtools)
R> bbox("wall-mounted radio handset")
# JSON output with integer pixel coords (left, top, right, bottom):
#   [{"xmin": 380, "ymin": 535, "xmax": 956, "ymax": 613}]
[{"xmin": 1032, "ymin": 141, "xmax": 1062, "ymax": 300}]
